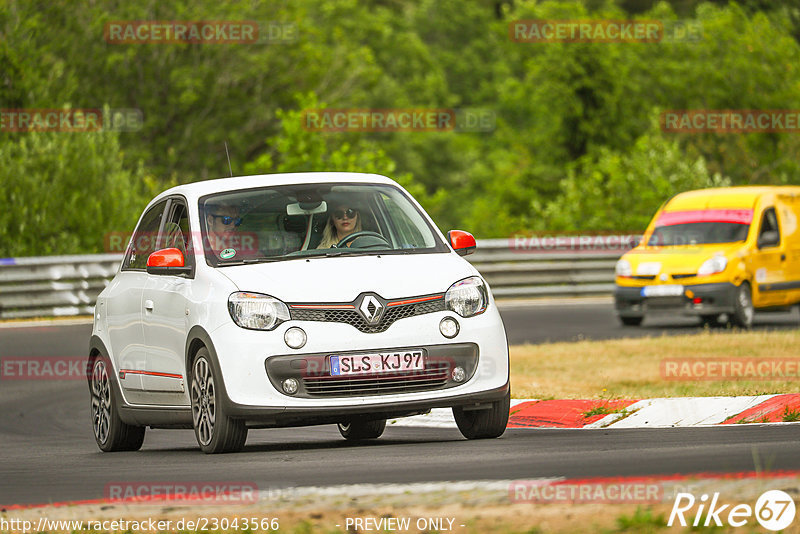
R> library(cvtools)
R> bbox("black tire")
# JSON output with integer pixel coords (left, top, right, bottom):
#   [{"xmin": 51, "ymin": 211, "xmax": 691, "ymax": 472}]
[
  {"xmin": 190, "ymin": 348, "xmax": 247, "ymax": 454},
  {"xmin": 337, "ymin": 419, "xmax": 386, "ymax": 440},
  {"xmin": 620, "ymin": 316, "xmax": 643, "ymax": 326},
  {"xmin": 453, "ymin": 390, "xmax": 510, "ymax": 439},
  {"xmin": 731, "ymin": 282, "xmax": 754, "ymax": 329},
  {"xmin": 89, "ymin": 357, "xmax": 145, "ymax": 452}
]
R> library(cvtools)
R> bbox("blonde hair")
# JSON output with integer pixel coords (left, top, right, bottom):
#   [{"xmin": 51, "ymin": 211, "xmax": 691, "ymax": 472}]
[{"xmin": 317, "ymin": 211, "xmax": 362, "ymax": 248}]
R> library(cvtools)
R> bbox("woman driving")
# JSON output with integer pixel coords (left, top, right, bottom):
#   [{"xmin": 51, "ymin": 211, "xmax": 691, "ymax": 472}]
[{"xmin": 317, "ymin": 204, "xmax": 362, "ymax": 248}]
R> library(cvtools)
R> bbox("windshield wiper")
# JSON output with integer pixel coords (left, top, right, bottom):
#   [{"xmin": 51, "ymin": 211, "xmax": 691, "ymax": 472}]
[
  {"xmin": 241, "ymin": 257, "xmax": 282, "ymax": 263},
  {"xmin": 216, "ymin": 257, "xmax": 283, "ymax": 266}
]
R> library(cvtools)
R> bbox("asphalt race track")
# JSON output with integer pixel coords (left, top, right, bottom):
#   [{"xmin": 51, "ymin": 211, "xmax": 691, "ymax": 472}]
[{"xmin": 1, "ymin": 301, "xmax": 799, "ymax": 506}]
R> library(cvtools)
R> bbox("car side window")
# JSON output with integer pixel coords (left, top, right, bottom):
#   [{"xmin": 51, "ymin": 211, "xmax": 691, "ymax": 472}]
[
  {"xmin": 758, "ymin": 207, "xmax": 780, "ymax": 248},
  {"xmin": 123, "ymin": 200, "xmax": 168, "ymax": 271},
  {"xmin": 162, "ymin": 200, "xmax": 194, "ymax": 267}
]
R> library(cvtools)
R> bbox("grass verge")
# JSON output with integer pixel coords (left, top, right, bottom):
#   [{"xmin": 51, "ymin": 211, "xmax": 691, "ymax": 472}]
[{"xmin": 510, "ymin": 329, "xmax": 800, "ymax": 399}]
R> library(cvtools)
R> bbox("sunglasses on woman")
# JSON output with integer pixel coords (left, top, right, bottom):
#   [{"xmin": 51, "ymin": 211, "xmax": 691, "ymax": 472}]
[
  {"xmin": 333, "ymin": 208, "xmax": 358, "ymax": 220},
  {"xmin": 211, "ymin": 213, "xmax": 242, "ymax": 227}
]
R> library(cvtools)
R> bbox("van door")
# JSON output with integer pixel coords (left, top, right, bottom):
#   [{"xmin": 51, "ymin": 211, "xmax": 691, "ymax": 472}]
[
  {"xmin": 776, "ymin": 197, "xmax": 800, "ymax": 304},
  {"xmin": 751, "ymin": 206, "xmax": 790, "ymax": 307}
]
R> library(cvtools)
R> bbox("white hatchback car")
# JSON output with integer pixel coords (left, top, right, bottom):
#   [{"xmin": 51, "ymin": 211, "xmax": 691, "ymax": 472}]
[{"xmin": 88, "ymin": 172, "xmax": 510, "ymax": 453}]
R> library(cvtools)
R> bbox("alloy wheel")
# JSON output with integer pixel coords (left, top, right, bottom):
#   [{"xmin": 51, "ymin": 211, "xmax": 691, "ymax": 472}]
[{"xmin": 191, "ymin": 357, "xmax": 216, "ymax": 446}]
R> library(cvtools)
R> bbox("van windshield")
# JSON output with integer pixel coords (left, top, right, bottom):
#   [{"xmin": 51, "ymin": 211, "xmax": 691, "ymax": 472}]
[
  {"xmin": 648, "ymin": 222, "xmax": 750, "ymax": 246},
  {"xmin": 646, "ymin": 208, "xmax": 753, "ymax": 246},
  {"xmin": 199, "ymin": 183, "xmax": 447, "ymax": 265}
]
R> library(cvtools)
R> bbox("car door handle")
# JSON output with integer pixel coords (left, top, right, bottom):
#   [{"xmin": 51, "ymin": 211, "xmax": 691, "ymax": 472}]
[
  {"xmin": 144, "ymin": 299, "xmax": 154, "ymax": 311},
  {"xmin": 781, "ymin": 254, "xmax": 786, "ymax": 261}
]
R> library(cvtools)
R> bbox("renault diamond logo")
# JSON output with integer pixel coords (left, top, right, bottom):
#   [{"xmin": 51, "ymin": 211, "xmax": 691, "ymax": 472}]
[{"xmin": 358, "ymin": 294, "xmax": 385, "ymax": 324}]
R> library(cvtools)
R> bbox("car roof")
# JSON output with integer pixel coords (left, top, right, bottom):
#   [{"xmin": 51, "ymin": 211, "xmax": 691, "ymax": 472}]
[
  {"xmin": 152, "ymin": 172, "xmax": 398, "ymax": 205},
  {"xmin": 666, "ymin": 185, "xmax": 800, "ymax": 211}
]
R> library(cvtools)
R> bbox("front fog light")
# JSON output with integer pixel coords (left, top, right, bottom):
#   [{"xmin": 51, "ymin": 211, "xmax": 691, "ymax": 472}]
[
  {"xmin": 439, "ymin": 317, "xmax": 460, "ymax": 338},
  {"xmin": 282, "ymin": 378, "xmax": 299, "ymax": 395},
  {"xmin": 452, "ymin": 366, "xmax": 466, "ymax": 382},
  {"xmin": 284, "ymin": 327, "xmax": 307, "ymax": 349}
]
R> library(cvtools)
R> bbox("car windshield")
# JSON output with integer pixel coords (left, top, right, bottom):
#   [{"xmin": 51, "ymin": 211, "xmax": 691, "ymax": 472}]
[
  {"xmin": 199, "ymin": 183, "xmax": 445, "ymax": 265},
  {"xmin": 648, "ymin": 222, "xmax": 750, "ymax": 246}
]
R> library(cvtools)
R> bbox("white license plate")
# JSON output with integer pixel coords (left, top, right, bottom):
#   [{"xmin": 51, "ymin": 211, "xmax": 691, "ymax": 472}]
[
  {"xmin": 330, "ymin": 350, "xmax": 424, "ymax": 376},
  {"xmin": 641, "ymin": 285, "xmax": 684, "ymax": 297}
]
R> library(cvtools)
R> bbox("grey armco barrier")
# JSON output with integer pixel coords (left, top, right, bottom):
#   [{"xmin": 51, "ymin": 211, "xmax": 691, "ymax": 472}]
[
  {"xmin": 0, "ymin": 238, "xmax": 630, "ymax": 319},
  {"xmin": 0, "ymin": 254, "xmax": 123, "ymax": 319}
]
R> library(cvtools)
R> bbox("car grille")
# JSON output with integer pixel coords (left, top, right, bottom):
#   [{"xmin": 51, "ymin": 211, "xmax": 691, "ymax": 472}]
[
  {"xmin": 289, "ymin": 298, "xmax": 445, "ymax": 333},
  {"xmin": 672, "ymin": 273, "xmax": 696, "ymax": 279},
  {"xmin": 302, "ymin": 362, "xmax": 450, "ymax": 397},
  {"xmin": 265, "ymin": 343, "xmax": 479, "ymax": 399}
]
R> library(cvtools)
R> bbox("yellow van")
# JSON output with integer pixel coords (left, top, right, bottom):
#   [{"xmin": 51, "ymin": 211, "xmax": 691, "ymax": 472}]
[{"xmin": 615, "ymin": 186, "xmax": 800, "ymax": 327}]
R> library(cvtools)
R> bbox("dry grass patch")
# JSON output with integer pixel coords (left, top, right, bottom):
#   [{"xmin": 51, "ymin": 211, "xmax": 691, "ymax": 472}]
[{"xmin": 510, "ymin": 330, "xmax": 800, "ymax": 399}]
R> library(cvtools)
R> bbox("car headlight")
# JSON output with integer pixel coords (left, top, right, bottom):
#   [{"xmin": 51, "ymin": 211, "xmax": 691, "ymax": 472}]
[
  {"xmin": 228, "ymin": 292, "xmax": 290, "ymax": 330},
  {"xmin": 615, "ymin": 259, "xmax": 632, "ymax": 277},
  {"xmin": 697, "ymin": 255, "xmax": 727, "ymax": 276},
  {"xmin": 445, "ymin": 276, "xmax": 488, "ymax": 318}
]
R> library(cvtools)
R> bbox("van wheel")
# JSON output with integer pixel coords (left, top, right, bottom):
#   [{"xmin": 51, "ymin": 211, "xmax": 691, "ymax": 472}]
[
  {"xmin": 191, "ymin": 348, "xmax": 247, "ymax": 453},
  {"xmin": 337, "ymin": 419, "xmax": 386, "ymax": 440},
  {"xmin": 620, "ymin": 316, "xmax": 643, "ymax": 326},
  {"xmin": 453, "ymin": 390, "xmax": 510, "ymax": 439},
  {"xmin": 731, "ymin": 282, "xmax": 754, "ymax": 329},
  {"xmin": 90, "ymin": 357, "xmax": 145, "ymax": 452}
]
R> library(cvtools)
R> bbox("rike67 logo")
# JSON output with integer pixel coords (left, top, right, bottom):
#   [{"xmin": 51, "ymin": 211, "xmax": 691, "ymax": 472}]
[{"xmin": 669, "ymin": 490, "xmax": 796, "ymax": 531}]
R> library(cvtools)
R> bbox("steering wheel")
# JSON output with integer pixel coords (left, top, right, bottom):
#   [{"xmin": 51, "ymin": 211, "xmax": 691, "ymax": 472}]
[{"xmin": 336, "ymin": 231, "xmax": 391, "ymax": 249}]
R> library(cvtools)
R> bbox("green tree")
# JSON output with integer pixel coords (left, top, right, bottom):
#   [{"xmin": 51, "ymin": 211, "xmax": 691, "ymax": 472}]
[
  {"xmin": 543, "ymin": 123, "xmax": 729, "ymax": 232},
  {"xmin": 0, "ymin": 126, "xmax": 154, "ymax": 257}
]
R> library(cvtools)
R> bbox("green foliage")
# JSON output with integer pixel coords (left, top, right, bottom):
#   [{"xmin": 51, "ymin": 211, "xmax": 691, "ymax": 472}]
[
  {"xmin": 609, "ymin": 506, "xmax": 667, "ymax": 533},
  {"xmin": 3, "ymin": 0, "xmax": 800, "ymax": 255},
  {"xmin": 0, "ymin": 127, "xmax": 154, "ymax": 257},
  {"xmin": 543, "ymin": 122, "xmax": 730, "ymax": 232},
  {"xmin": 243, "ymin": 93, "xmax": 425, "ymax": 201}
]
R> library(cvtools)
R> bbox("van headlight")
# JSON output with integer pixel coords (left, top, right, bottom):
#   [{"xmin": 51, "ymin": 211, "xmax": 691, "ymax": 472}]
[
  {"xmin": 615, "ymin": 259, "xmax": 632, "ymax": 277},
  {"xmin": 697, "ymin": 255, "xmax": 728, "ymax": 276},
  {"xmin": 228, "ymin": 292, "xmax": 290, "ymax": 330},
  {"xmin": 445, "ymin": 276, "xmax": 488, "ymax": 317}
]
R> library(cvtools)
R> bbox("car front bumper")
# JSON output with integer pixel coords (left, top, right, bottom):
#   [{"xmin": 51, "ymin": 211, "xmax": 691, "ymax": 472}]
[
  {"xmin": 206, "ymin": 306, "xmax": 510, "ymax": 425},
  {"xmin": 615, "ymin": 282, "xmax": 738, "ymax": 317}
]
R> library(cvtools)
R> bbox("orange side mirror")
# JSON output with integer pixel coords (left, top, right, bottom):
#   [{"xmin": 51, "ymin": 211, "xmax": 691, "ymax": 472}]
[
  {"xmin": 146, "ymin": 248, "xmax": 190, "ymax": 275},
  {"xmin": 447, "ymin": 230, "xmax": 476, "ymax": 256}
]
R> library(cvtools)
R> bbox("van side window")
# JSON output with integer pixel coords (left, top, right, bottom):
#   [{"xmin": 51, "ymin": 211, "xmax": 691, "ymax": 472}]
[{"xmin": 758, "ymin": 207, "xmax": 780, "ymax": 248}]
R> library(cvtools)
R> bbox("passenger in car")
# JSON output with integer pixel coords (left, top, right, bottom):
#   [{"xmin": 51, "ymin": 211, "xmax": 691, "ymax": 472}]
[
  {"xmin": 204, "ymin": 202, "xmax": 245, "ymax": 257},
  {"xmin": 316, "ymin": 205, "xmax": 363, "ymax": 248}
]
